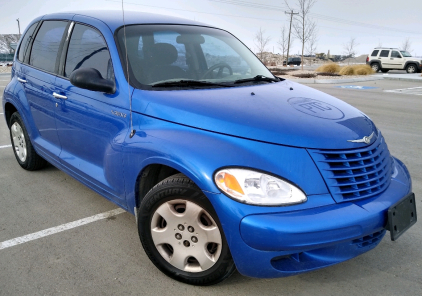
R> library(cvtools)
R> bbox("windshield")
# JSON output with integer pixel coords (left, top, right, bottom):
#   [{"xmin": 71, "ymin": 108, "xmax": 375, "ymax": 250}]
[
  {"xmin": 116, "ymin": 25, "xmax": 275, "ymax": 89},
  {"xmin": 400, "ymin": 51, "xmax": 412, "ymax": 57}
]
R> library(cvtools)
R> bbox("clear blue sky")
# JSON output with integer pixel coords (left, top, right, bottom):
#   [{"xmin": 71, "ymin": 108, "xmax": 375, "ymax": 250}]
[{"xmin": 1, "ymin": 0, "xmax": 421, "ymax": 56}]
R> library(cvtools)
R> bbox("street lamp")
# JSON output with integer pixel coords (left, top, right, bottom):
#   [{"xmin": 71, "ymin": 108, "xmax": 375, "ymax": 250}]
[{"xmin": 16, "ymin": 18, "xmax": 21, "ymax": 38}]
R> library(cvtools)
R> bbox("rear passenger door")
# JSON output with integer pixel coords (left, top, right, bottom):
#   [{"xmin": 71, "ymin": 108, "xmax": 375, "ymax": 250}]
[
  {"xmin": 378, "ymin": 49, "xmax": 391, "ymax": 69},
  {"xmin": 18, "ymin": 20, "xmax": 68, "ymax": 161},
  {"xmin": 54, "ymin": 22, "xmax": 127, "ymax": 205}
]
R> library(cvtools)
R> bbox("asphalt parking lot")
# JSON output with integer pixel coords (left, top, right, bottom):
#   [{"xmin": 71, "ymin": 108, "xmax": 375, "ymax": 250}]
[{"xmin": 0, "ymin": 74, "xmax": 421, "ymax": 295}]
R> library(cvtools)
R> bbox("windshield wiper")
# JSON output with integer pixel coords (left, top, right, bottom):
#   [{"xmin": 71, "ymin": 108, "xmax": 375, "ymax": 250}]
[
  {"xmin": 151, "ymin": 80, "xmax": 233, "ymax": 88},
  {"xmin": 234, "ymin": 75, "xmax": 279, "ymax": 84}
]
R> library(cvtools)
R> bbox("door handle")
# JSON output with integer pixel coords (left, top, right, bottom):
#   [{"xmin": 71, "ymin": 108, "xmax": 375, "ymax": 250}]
[
  {"xmin": 17, "ymin": 77, "xmax": 27, "ymax": 83},
  {"xmin": 53, "ymin": 92, "xmax": 67, "ymax": 100}
]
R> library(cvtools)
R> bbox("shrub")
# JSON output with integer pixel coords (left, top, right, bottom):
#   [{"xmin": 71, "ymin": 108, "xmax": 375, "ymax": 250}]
[
  {"xmin": 315, "ymin": 63, "xmax": 340, "ymax": 73},
  {"xmin": 354, "ymin": 65, "xmax": 374, "ymax": 75},
  {"xmin": 338, "ymin": 64, "xmax": 375, "ymax": 76},
  {"xmin": 339, "ymin": 66, "xmax": 355, "ymax": 76},
  {"xmin": 292, "ymin": 73, "xmax": 317, "ymax": 78}
]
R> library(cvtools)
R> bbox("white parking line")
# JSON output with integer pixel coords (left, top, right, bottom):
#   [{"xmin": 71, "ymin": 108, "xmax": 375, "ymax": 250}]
[
  {"xmin": 0, "ymin": 208, "xmax": 126, "ymax": 250},
  {"xmin": 0, "ymin": 145, "xmax": 12, "ymax": 149},
  {"xmin": 384, "ymin": 87, "xmax": 422, "ymax": 96}
]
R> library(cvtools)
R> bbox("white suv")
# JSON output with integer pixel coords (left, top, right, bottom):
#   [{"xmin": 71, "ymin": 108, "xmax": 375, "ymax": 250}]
[{"xmin": 366, "ymin": 48, "xmax": 421, "ymax": 73}]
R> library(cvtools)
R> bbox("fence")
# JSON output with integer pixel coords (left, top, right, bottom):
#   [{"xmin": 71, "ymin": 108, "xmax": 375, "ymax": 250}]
[{"xmin": 0, "ymin": 54, "xmax": 15, "ymax": 62}]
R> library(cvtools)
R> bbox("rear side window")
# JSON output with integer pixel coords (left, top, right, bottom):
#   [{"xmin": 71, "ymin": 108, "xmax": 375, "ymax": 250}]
[
  {"xmin": 30, "ymin": 21, "xmax": 67, "ymax": 73},
  {"xmin": 379, "ymin": 50, "xmax": 389, "ymax": 57},
  {"xmin": 64, "ymin": 24, "xmax": 114, "ymax": 80},
  {"xmin": 371, "ymin": 50, "xmax": 379, "ymax": 57},
  {"xmin": 17, "ymin": 22, "xmax": 38, "ymax": 62}
]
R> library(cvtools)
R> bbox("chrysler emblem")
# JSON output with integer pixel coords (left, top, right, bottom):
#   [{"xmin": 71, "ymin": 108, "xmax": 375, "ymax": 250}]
[{"xmin": 347, "ymin": 132, "xmax": 374, "ymax": 144}]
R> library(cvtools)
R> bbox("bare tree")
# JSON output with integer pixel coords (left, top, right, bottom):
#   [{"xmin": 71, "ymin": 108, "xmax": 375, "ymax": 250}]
[
  {"xmin": 306, "ymin": 31, "xmax": 317, "ymax": 65},
  {"xmin": 285, "ymin": 0, "xmax": 317, "ymax": 70},
  {"xmin": 401, "ymin": 37, "xmax": 412, "ymax": 52},
  {"xmin": 343, "ymin": 37, "xmax": 358, "ymax": 65},
  {"xmin": 254, "ymin": 27, "xmax": 271, "ymax": 64},
  {"xmin": 278, "ymin": 26, "xmax": 293, "ymax": 64}
]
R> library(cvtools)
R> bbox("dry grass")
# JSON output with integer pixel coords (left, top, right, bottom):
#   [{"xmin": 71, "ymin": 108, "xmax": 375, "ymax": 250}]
[
  {"xmin": 339, "ymin": 66, "xmax": 355, "ymax": 76},
  {"xmin": 353, "ymin": 65, "xmax": 374, "ymax": 75},
  {"xmin": 315, "ymin": 63, "xmax": 341, "ymax": 73},
  {"xmin": 315, "ymin": 63, "xmax": 374, "ymax": 76},
  {"xmin": 339, "ymin": 64, "xmax": 374, "ymax": 76}
]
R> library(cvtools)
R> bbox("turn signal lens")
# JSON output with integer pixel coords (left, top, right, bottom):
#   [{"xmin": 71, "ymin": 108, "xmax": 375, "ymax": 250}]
[{"xmin": 214, "ymin": 168, "xmax": 307, "ymax": 206}]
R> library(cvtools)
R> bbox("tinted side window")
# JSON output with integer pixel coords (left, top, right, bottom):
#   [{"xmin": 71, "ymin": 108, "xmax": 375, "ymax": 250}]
[
  {"xmin": 30, "ymin": 21, "xmax": 67, "ymax": 73},
  {"xmin": 64, "ymin": 24, "xmax": 114, "ymax": 80},
  {"xmin": 379, "ymin": 50, "xmax": 389, "ymax": 57},
  {"xmin": 18, "ymin": 22, "xmax": 38, "ymax": 62},
  {"xmin": 371, "ymin": 50, "xmax": 379, "ymax": 57}
]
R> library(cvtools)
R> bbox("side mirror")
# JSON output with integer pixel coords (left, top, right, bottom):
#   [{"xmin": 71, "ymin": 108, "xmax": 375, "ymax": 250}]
[{"xmin": 70, "ymin": 68, "xmax": 116, "ymax": 94}]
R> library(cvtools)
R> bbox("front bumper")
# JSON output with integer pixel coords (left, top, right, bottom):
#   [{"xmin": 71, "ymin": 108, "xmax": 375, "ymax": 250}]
[{"xmin": 206, "ymin": 157, "xmax": 412, "ymax": 278}]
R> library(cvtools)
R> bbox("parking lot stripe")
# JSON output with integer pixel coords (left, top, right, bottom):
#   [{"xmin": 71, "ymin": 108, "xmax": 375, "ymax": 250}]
[
  {"xmin": 0, "ymin": 208, "xmax": 126, "ymax": 250},
  {"xmin": 0, "ymin": 145, "xmax": 12, "ymax": 149}
]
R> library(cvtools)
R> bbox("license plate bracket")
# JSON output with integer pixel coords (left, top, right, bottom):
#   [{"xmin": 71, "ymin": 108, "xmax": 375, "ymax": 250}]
[{"xmin": 386, "ymin": 192, "xmax": 417, "ymax": 241}]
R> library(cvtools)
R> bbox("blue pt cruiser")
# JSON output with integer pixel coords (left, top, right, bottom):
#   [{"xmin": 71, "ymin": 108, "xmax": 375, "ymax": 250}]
[{"xmin": 2, "ymin": 10, "xmax": 417, "ymax": 285}]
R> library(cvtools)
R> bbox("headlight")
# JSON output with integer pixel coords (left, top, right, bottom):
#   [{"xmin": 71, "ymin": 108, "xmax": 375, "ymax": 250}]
[{"xmin": 214, "ymin": 168, "xmax": 307, "ymax": 206}]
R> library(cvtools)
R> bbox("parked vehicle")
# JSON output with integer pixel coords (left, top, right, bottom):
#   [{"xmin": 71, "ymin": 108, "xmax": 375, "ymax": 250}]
[
  {"xmin": 283, "ymin": 57, "xmax": 301, "ymax": 66},
  {"xmin": 3, "ymin": 11, "xmax": 416, "ymax": 286},
  {"xmin": 366, "ymin": 47, "xmax": 422, "ymax": 73}
]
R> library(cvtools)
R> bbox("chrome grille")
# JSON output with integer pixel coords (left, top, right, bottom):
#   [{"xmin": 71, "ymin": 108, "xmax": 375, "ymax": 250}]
[{"xmin": 309, "ymin": 133, "xmax": 393, "ymax": 203}]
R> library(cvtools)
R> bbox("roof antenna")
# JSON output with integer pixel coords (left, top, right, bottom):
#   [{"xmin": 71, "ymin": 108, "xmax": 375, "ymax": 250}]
[{"xmin": 122, "ymin": 0, "xmax": 136, "ymax": 138}]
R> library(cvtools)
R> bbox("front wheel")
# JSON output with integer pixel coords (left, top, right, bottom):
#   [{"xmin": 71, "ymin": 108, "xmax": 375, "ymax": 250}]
[
  {"xmin": 9, "ymin": 112, "xmax": 47, "ymax": 170},
  {"xmin": 138, "ymin": 174, "xmax": 236, "ymax": 285}
]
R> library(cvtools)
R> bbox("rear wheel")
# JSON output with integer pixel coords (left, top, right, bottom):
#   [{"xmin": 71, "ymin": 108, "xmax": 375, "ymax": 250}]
[
  {"xmin": 9, "ymin": 112, "xmax": 47, "ymax": 170},
  {"xmin": 406, "ymin": 64, "xmax": 417, "ymax": 73},
  {"xmin": 138, "ymin": 173, "xmax": 236, "ymax": 285},
  {"xmin": 371, "ymin": 63, "xmax": 380, "ymax": 72}
]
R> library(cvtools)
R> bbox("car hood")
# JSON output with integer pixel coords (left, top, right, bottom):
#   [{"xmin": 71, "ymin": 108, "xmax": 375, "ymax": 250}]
[{"xmin": 132, "ymin": 80, "xmax": 378, "ymax": 149}]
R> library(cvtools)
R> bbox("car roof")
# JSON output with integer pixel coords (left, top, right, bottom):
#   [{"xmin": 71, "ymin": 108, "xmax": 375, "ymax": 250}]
[{"xmin": 42, "ymin": 10, "xmax": 210, "ymax": 32}]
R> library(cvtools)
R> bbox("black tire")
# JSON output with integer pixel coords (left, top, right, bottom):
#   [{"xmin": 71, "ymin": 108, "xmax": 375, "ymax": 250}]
[
  {"xmin": 381, "ymin": 69, "xmax": 389, "ymax": 73},
  {"xmin": 406, "ymin": 64, "xmax": 417, "ymax": 73},
  {"xmin": 371, "ymin": 63, "xmax": 380, "ymax": 72},
  {"xmin": 138, "ymin": 173, "xmax": 236, "ymax": 286},
  {"xmin": 9, "ymin": 112, "xmax": 47, "ymax": 170}
]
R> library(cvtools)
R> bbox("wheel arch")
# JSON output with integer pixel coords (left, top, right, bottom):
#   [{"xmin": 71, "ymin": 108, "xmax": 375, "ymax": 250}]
[
  {"xmin": 4, "ymin": 102, "xmax": 18, "ymax": 128},
  {"xmin": 133, "ymin": 158, "xmax": 215, "ymax": 213},
  {"xmin": 404, "ymin": 61, "xmax": 418, "ymax": 71},
  {"xmin": 370, "ymin": 61, "xmax": 381, "ymax": 67}
]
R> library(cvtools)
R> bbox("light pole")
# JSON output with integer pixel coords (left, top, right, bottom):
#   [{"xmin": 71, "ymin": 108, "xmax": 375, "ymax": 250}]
[
  {"xmin": 284, "ymin": 10, "xmax": 298, "ymax": 66},
  {"xmin": 16, "ymin": 18, "xmax": 21, "ymax": 38}
]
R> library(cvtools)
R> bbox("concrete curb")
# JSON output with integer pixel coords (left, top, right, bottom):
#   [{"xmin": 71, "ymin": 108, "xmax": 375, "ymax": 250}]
[{"xmin": 288, "ymin": 76, "xmax": 384, "ymax": 84}]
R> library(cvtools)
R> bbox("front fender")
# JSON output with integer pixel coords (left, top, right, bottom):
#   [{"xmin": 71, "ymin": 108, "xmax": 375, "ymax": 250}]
[{"xmin": 123, "ymin": 113, "xmax": 331, "ymax": 215}]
